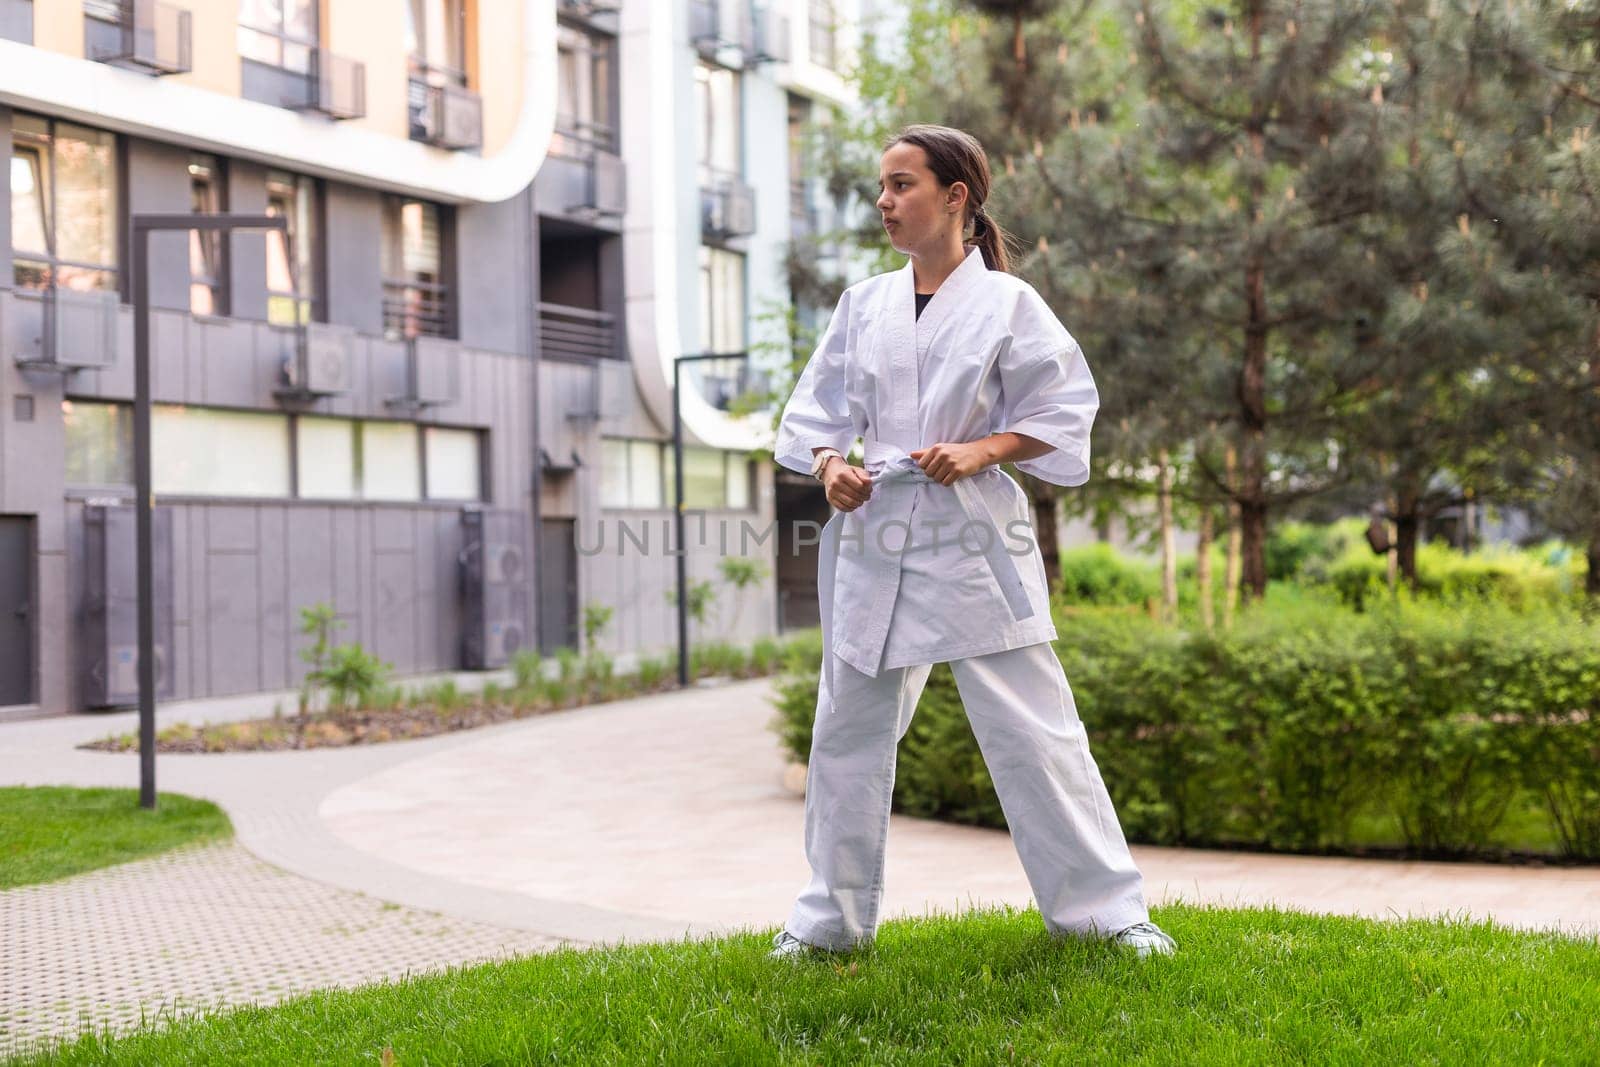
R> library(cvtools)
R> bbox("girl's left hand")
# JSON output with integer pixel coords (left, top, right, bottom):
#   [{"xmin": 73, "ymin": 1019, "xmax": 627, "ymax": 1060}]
[{"xmin": 909, "ymin": 442, "xmax": 990, "ymax": 486}]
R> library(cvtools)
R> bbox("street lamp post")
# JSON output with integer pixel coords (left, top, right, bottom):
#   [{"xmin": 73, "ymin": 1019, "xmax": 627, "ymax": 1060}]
[
  {"xmin": 131, "ymin": 213, "xmax": 287, "ymax": 809},
  {"xmin": 670, "ymin": 352, "xmax": 749, "ymax": 687}
]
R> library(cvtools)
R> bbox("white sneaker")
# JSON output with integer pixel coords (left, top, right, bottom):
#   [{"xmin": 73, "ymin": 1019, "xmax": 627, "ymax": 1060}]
[
  {"xmin": 768, "ymin": 930, "xmax": 819, "ymax": 959},
  {"xmin": 1109, "ymin": 921, "xmax": 1177, "ymax": 957}
]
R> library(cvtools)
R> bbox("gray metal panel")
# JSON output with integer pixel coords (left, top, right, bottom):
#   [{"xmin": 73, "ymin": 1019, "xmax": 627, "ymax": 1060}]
[
  {"xmin": 205, "ymin": 546, "xmax": 259, "ymax": 696},
  {"xmin": 0, "ymin": 517, "xmax": 32, "ymax": 704},
  {"xmin": 324, "ymin": 184, "xmax": 384, "ymax": 336},
  {"xmin": 81, "ymin": 505, "xmax": 174, "ymax": 707},
  {"xmin": 536, "ymin": 517, "xmax": 576, "ymax": 654},
  {"xmin": 456, "ymin": 193, "xmax": 529, "ymax": 354},
  {"xmin": 227, "ymin": 161, "xmax": 270, "ymax": 322},
  {"xmin": 257, "ymin": 507, "xmax": 288, "ymax": 690},
  {"xmin": 126, "ymin": 140, "xmax": 193, "ymax": 313},
  {"xmin": 371, "ymin": 548, "xmax": 417, "ymax": 670},
  {"xmin": 0, "ymin": 108, "xmax": 10, "ymax": 279},
  {"xmin": 285, "ymin": 505, "xmax": 334, "ymax": 687}
]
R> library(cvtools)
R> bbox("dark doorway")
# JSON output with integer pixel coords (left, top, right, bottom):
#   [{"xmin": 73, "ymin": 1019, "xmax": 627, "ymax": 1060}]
[
  {"xmin": 0, "ymin": 517, "xmax": 35, "ymax": 705},
  {"xmin": 538, "ymin": 518, "xmax": 579, "ymax": 653}
]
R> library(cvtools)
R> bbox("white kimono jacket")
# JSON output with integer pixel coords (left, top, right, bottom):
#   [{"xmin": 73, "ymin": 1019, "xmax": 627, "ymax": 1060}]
[{"xmin": 774, "ymin": 245, "xmax": 1099, "ymax": 700}]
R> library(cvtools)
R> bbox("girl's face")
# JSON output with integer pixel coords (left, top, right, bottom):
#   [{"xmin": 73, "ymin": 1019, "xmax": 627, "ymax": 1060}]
[{"xmin": 876, "ymin": 141, "xmax": 966, "ymax": 257}]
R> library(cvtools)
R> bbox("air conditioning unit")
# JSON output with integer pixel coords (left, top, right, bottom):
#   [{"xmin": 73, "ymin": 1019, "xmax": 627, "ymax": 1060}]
[
  {"xmin": 82, "ymin": 504, "xmax": 175, "ymax": 707},
  {"xmin": 282, "ymin": 322, "xmax": 355, "ymax": 396},
  {"xmin": 410, "ymin": 334, "xmax": 460, "ymax": 407},
  {"xmin": 460, "ymin": 509, "xmax": 530, "ymax": 669}
]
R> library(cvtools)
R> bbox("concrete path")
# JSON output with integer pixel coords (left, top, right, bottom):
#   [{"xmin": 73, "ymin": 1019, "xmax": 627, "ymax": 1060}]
[{"xmin": 3, "ymin": 674, "xmax": 1597, "ymax": 1052}]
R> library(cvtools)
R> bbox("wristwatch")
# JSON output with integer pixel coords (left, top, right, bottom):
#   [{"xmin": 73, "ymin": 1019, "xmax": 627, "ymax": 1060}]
[{"xmin": 810, "ymin": 448, "xmax": 842, "ymax": 481}]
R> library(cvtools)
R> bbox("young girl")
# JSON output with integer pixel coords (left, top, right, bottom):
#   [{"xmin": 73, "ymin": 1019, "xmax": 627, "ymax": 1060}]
[{"xmin": 770, "ymin": 124, "xmax": 1175, "ymax": 960}]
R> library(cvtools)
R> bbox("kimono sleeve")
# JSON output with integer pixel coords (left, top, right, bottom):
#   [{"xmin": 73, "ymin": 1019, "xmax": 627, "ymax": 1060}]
[
  {"xmin": 773, "ymin": 287, "xmax": 858, "ymax": 476},
  {"xmin": 993, "ymin": 287, "xmax": 1100, "ymax": 487}
]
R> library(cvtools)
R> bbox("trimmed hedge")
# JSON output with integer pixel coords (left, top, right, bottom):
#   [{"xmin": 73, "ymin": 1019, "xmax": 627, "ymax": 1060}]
[{"xmin": 771, "ymin": 594, "xmax": 1600, "ymax": 861}]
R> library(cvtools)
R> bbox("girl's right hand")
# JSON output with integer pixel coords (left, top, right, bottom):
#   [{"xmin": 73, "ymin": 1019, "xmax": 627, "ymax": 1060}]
[{"xmin": 824, "ymin": 459, "xmax": 874, "ymax": 512}]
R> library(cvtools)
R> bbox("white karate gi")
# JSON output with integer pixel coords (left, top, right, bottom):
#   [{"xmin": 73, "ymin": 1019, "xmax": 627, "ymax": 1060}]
[{"xmin": 774, "ymin": 244, "xmax": 1150, "ymax": 949}]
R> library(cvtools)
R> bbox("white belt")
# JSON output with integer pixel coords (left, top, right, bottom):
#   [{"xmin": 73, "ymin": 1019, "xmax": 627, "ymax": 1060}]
[{"xmin": 817, "ymin": 438, "xmax": 1035, "ymax": 708}]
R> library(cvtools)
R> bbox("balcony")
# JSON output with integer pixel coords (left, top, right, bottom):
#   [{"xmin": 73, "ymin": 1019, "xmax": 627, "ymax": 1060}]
[
  {"xmin": 11, "ymin": 285, "xmax": 121, "ymax": 372},
  {"xmin": 241, "ymin": 47, "xmax": 366, "ymax": 119},
  {"xmin": 539, "ymin": 303, "xmax": 617, "ymax": 362},
  {"xmin": 545, "ymin": 123, "xmax": 626, "ymax": 220},
  {"xmin": 84, "ymin": 0, "xmax": 192, "ymax": 76},
  {"xmin": 751, "ymin": 5, "xmax": 790, "ymax": 63},
  {"xmin": 701, "ymin": 169, "xmax": 757, "ymax": 241},
  {"xmin": 685, "ymin": 353, "xmax": 768, "ymax": 413},
  {"xmin": 689, "ymin": 0, "xmax": 750, "ymax": 65},
  {"xmin": 408, "ymin": 74, "xmax": 483, "ymax": 151},
  {"xmin": 382, "ymin": 279, "xmax": 453, "ymax": 342}
]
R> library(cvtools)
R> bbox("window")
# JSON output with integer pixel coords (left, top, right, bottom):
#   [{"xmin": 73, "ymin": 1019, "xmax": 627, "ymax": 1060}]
[
  {"xmin": 694, "ymin": 61, "xmax": 741, "ymax": 183},
  {"xmin": 424, "ymin": 427, "xmax": 482, "ymax": 499},
  {"xmin": 553, "ymin": 25, "xmax": 616, "ymax": 153},
  {"xmin": 62, "ymin": 400, "xmax": 131, "ymax": 485},
  {"xmin": 406, "ymin": 0, "xmax": 466, "ymax": 85},
  {"xmin": 10, "ymin": 114, "xmax": 119, "ymax": 293},
  {"xmin": 265, "ymin": 170, "xmax": 319, "ymax": 326},
  {"xmin": 188, "ymin": 154, "xmax": 228, "ymax": 317},
  {"xmin": 808, "ymin": 0, "xmax": 837, "ymax": 71},
  {"xmin": 360, "ymin": 421, "xmax": 422, "ymax": 501},
  {"xmin": 62, "ymin": 402, "xmax": 481, "ymax": 502},
  {"xmin": 296, "ymin": 415, "xmax": 356, "ymax": 499},
  {"xmin": 238, "ymin": 0, "xmax": 317, "ymax": 73},
  {"xmin": 153, "ymin": 405, "xmax": 292, "ymax": 498},
  {"xmin": 382, "ymin": 196, "xmax": 451, "ymax": 340},
  {"xmin": 600, "ymin": 438, "xmax": 664, "ymax": 509},
  {"xmin": 698, "ymin": 246, "xmax": 745, "ymax": 353},
  {"xmin": 603, "ymin": 438, "xmax": 751, "ymax": 510}
]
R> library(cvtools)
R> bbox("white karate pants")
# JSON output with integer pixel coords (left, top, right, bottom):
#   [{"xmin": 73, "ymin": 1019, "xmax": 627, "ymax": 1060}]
[{"xmin": 784, "ymin": 640, "xmax": 1151, "ymax": 951}]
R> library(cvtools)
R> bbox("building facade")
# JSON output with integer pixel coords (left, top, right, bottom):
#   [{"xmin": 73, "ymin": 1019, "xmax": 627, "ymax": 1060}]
[{"xmin": 0, "ymin": 0, "xmax": 860, "ymax": 715}]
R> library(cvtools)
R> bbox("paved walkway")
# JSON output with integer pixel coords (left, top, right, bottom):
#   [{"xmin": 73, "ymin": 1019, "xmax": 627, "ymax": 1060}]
[{"xmin": 3, "ymin": 674, "xmax": 1597, "ymax": 1052}]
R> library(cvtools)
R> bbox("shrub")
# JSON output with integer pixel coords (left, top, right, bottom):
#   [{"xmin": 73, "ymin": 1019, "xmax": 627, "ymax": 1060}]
[
  {"xmin": 1054, "ymin": 544, "xmax": 1160, "ymax": 607},
  {"xmin": 770, "ymin": 595, "xmax": 1600, "ymax": 860}
]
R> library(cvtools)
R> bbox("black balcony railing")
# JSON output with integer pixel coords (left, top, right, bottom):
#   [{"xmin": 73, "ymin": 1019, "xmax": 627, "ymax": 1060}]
[
  {"xmin": 84, "ymin": 0, "xmax": 192, "ymax": 75},
  {"xmin": 408, "ymin": 75, "xmax": 483, "ymax": 151},
  {"xmin": 383, "ymin": 279, "xmax": 452, "ymax": 341},
  {"xmin": 701, "ymin": 170, "xmax": 757, "ymax": 240},
  {"xmin": 0, "ymin": 0, "xmax": 32, "ymax": 45},
  {"xmin": 539, "ymin": 303, "xmax": 618, "ymax": 362}
]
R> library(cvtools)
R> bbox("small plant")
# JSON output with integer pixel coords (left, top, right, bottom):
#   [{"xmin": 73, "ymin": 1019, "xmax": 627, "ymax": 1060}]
[
  {"xmin": 319, "ymin": 643, "xmax": 392, "ymax": 715},
  {"xmin": 664, "ymin": 580, "xmax": 718, "ymax": 634},
  {"xmin": 582, "ymin": 603, "xmax": 614, "ymax": 648},
  {"xmin": 717, "ymin": 558, "xmax": 769, "ymax": 636},
  {"xmin": 511, "ymin": 649, "xmax": 545, "ymax": 689}
]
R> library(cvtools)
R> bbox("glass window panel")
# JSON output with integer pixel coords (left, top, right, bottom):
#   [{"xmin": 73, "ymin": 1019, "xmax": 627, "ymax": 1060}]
[
  {"xmin": 403, "ymin": 201, "xmax": 441, "ymax": 279},
  {"xmin": 629, "ymin": 440, "xmax": 663, "ymax": 508},
  {"xmin": 684, "ymin": 447, "xmax": 724, "ymax": 509},
  {"xmin": 424, "ymin": 426, "xmax": 480, "ymax": 500},
  {"xmin": 266, "ymin": 172, "xmax": 315, "ymax": 325},
  {"xmin": 360, "ymin": 422, "xmax": 421, "ymax": 501},
  {"xmin": 153, "ymin": 406, "xmax": 290, "ymax": 497},
  {"xmin": 699, "ymin": 247, "xmax": 745, "ymax": 354},
  {"xmin": 52, "ymin": 123, "xmax": 117, "ymax": 271},
  {"xmin": 599, "ymin": 438, "xmax": 630, "ymax": 509},
  {"xmin": 726, "ymin": 458, "xmax": 751, "ymax": 510},
  {"xmin": 296, "ymin": 416, "xmax": 356, "ymax": 499},
  {"xmin": 404, "ymin": 0, "xmax": 423, "ymax": 58},
  {"xmin": 63, "ymin": 400, "xmax": 132, "ymax": 485},
  {"xmin": 10, "ymin": 148, "xmax": 48, "ymax": 258}
]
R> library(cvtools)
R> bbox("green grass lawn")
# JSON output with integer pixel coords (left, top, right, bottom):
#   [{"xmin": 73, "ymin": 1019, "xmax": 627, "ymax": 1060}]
[
  {"xmin": 0, "ymin": 786, "xmax": 232, "ymax": 890},
  {"xmin": 12, "ymin": 904, "xmax": 1599, "ymax": 1065}
]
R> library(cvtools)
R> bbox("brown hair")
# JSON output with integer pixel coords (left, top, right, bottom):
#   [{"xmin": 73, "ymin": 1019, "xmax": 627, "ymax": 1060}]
[{"xmin": 883, "ymin": 123, "xmax": 1017, "ymax": 273}]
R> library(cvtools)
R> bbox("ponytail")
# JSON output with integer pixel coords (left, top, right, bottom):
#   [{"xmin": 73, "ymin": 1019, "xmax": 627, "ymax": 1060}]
[{"xmin": 967, "ymin": 207, "xmax": 1017, "ymax": 273}]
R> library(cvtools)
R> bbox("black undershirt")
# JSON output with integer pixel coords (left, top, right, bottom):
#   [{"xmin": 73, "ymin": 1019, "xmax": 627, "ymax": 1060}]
[{"xmin": 915, "ymin": 291, "xmax": 933, "ymax": 320}]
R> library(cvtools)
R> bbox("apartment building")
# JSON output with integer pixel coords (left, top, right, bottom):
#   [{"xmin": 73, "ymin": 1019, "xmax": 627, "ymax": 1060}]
[
  {"xmin": 0, "ymin": 0, "xmax": 559, "ymax": 714},
  {"xmin": 0, "ymin": 0, "xmax": 859, "ymax": 715},
  {"xmin": 555, "ymin": 0, "xmax": 860, "ymax": 660}
]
